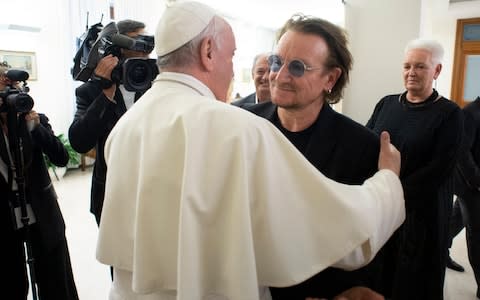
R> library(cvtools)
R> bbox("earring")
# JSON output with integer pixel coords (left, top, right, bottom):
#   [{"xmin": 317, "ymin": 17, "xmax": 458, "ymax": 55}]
[
  {"xmin": 327, "ymin": 89, "xmax": 332, "ymax": 94},
  {"xmin": 434, "ymin": 79, "xmax": 437, "ymax": 90}
]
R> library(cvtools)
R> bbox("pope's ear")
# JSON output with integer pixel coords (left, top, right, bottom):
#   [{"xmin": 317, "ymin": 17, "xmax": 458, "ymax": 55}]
[{"xmin": 199, "ymin": 36, "xmax": 214, "ymax": 71}]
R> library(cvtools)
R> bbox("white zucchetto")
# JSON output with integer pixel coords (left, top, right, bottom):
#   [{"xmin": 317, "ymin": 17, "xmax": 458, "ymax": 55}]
[{"xmin": 155, "ymin": 1, "xmax": 216, "ymax": 57}]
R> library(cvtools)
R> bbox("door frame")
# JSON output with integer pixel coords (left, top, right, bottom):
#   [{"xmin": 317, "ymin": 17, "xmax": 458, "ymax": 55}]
[{"xmin": 451, "ymin": 17, "xmax": 480, "ymax": 108}]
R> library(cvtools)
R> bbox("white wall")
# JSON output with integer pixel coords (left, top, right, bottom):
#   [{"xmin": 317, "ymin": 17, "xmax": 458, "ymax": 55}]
[
  {"xmin": 421, "ymin": 0, "xmax": 480, "ymax": 101},
  {"xmin": 0, "ymin": 0, "xmax": 111, "ymax": 134},
  {"xmin": 343, "ymin": 0, "xmax": 480, "ymax": 124},
  {"xmin": 419, "ymin": 0, "xmax": 455, "ymax": 100},
  {"xmin": 113, "ymin": 0, "xmax": 166, "ymax": 34},
  {"xmin": 112, "ymin": 0, "xmax": 278, "ymax": 99},
  {"xmin": 343, "ymin": 0, "xmax": 421, "ymax": 124}
]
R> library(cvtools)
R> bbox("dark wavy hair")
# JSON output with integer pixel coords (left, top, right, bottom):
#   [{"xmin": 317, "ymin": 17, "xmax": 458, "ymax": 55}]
[
  {"xmin": 277, "ymin": 14, "xmax": 352, "ymax": 104},
  {"xmin": 117, "ymin": 19, "xmax": 145, "ymax": 35}
]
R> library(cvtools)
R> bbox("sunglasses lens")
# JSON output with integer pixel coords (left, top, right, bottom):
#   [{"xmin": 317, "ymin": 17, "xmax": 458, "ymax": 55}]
[
  {"xmin": 288, "ymin": 60, "xmax": 305, "ymax": 77},
  {"xmin": 268, "ymin": 55, "xmax": 282, "ymax": 72}
]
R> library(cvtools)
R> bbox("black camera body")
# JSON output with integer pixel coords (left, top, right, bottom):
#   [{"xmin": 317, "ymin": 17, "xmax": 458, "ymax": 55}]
[
  {"xmin": 0, "ymin": 70, "xmax": 34, "ymax": 113},
  {"xmin": 100, "ymin": 33, "xmax": 158, "ymax": 91},
  {"xmin": 73, "ymin": 22, "xmax": 158, "ymax": 92}
]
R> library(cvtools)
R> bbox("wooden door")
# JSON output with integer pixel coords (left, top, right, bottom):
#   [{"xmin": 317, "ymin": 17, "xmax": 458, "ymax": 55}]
[{"xmin": 451, "ymin": 18, "xmax": 480, "ymax": 108}]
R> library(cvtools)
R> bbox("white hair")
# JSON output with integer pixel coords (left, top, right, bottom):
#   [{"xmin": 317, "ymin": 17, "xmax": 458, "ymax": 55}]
[
  {"xmin": 404, "ymin": 38, "xmax": 444, "ymax": 65},
  {"xmin": 251, "ymin": 52, "xmax": 270, "ymax": 72}
]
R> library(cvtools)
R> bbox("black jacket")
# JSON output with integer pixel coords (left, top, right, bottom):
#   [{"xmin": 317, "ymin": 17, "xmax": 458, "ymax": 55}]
[
  {"xmin": 69, "ymin": 80, "xmax": 142, "ymax": 222},
  {"xmin": 231, "ymin": 93, "xmax": 256, "ymax": 108},
  {"xmin": 1, "ymin": 113, "xmax": 69, "ymax": 251},
  {"xmin": 246, "ymin": 102, "xmax": 379, "ymax": 183},
  {"xmin": 1, "ymin": 113, "xmax": 78, "ymax": 299},
  {"xmin": 246, "ymin": 101, "xmax": 381, "ymax": 299},
  {"xmin": 454, "ymin": 97, "xmax": 480, "ymax": 199},
  {"xmin": 366, "ymin": 93, "xmax": 463, "ymax": 300}
]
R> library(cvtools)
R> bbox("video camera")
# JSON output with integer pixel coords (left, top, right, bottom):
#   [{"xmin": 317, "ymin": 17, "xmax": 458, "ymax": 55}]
[
  {"xmin": 102, "ymin": 32, "xmax": 158, "ymax": 91},
  {"xmin": 0, "ymin": 70, "xmax": 34, "ymax": 113},
  {"xmin": 72, "ymin": 22, "xmax": 158, "ymax": 92}
]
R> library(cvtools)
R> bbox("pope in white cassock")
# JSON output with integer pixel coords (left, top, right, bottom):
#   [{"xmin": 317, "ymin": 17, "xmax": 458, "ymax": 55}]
[{"xmin": 96, "ymin": 2, "xmax": 405, "ymax": 300}]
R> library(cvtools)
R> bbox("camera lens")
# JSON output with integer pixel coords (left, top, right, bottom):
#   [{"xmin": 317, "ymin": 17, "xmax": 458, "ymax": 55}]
[
  {"xmin": 123, "ymin": 58, "xmax": 158, "ymax": 92},
  {"xmin": 7, "ymin": 93, "xmax": 34, "ymax": 113},
  {"xmin": 128, "ymin": 62, "xmax": 151, "ymax": 86}
]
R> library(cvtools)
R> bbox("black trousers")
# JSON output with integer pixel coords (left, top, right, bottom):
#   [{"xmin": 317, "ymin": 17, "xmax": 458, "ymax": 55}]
[
  {"xmin": 3, "ymin": 225, "xmax": 78, "ymax": 300},
  {"xmin": 449, "ymin": 196, "xmax": 480, "ymax": 295}
]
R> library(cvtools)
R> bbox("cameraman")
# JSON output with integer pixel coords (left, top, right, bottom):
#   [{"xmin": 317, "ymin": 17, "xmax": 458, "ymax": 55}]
[
  {"xmin": 69, "ymin": 19, "xmax": 153, "ymax": 226},
  {"xmin": 0, "ymin": 62, "xmax": 78, "ymax": 299}
]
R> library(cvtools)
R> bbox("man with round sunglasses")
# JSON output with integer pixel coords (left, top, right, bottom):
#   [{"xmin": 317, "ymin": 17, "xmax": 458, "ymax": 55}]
[{"xmin": 245, "ymin": 14, "xmax": 387, "ymax": 299}]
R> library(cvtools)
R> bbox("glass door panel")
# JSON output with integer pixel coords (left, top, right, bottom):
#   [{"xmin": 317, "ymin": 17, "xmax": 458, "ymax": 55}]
[{"xmin": 463, "ymin": 54, "xmax": 480, "ymax": 102}]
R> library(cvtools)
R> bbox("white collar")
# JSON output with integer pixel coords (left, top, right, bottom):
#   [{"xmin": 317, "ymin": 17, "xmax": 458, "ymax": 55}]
[{"xmin": 154, "ymin": 72, "xmax": 216, "ymax": 100}]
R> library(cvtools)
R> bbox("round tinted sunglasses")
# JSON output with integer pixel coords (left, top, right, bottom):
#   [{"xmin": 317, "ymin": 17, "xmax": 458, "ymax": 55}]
[{"xmin": 267, "ymin": 54, "xmax": 323, "ymax": 77}]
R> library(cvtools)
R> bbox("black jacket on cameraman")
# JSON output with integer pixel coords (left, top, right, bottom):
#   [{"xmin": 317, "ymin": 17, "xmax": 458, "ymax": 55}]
[
  {"xmin": 1, "ymin": 113, "xmax": 78, "ymax": 299},
  {"xmin": 69, "ymin": 80, "xmax": 142, "ymax": 224}
]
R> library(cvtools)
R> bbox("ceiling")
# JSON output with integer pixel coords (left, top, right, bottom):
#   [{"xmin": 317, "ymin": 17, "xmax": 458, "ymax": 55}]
[
  {"xmin": 2, "ymin": 1, "xmax": 345, "ymax": 33},
  {"xmin": 196, "ymin": 0, "xmax": 345, "ymax": 29}
]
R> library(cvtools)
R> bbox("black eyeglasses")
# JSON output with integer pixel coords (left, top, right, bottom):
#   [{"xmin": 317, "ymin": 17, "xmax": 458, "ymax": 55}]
[{"xmin": 267, "ymin": 54, "xmax": 323, "ymax": 77}]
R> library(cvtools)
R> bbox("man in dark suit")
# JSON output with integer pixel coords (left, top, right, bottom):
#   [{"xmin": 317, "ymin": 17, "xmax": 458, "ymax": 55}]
[
  {"xmin": 448, "ymin": 96, "xmax": 480, "ymax": 299},
  {"xmin": 244, "ymin": 15, "xmax": 385, "ymax": 300},
  {"xmin": 0, "ymin": 73, "xmax": 78, "ymax": 299},
  {"xmin": 69, "ymin": 19, "xmax": 152, "ymax": 225},
  {"xmin": 231, "ymin": 52, "xmax": 271, "ymax": 108}
]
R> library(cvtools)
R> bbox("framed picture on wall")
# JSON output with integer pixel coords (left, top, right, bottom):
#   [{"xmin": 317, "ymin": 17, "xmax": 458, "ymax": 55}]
[{"xmin": 0, "ymin": 50, "xmax": 37, "ymax": 80}]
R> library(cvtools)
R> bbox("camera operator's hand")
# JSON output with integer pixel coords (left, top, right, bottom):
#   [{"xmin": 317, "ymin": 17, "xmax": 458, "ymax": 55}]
[
  {"xmin": 94, "ymin": 54, "xmax": 119, "ymax": 101},
  {"xmin": 94, "ymin": 54, "xmax": 118, "ymax": 80},
  {"xmin": 25, "ymin": 110, "xmax": 40, "ymax": 131}
]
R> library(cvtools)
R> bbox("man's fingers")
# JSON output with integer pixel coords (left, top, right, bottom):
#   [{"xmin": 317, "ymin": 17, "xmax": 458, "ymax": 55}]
[
  {"xmin": 380, "ymin": 131, "xmax": 390, "ymax": 147},
  {"xmin": 378, "ymin": 130, "xmax": 401, "ymax": 176}
]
